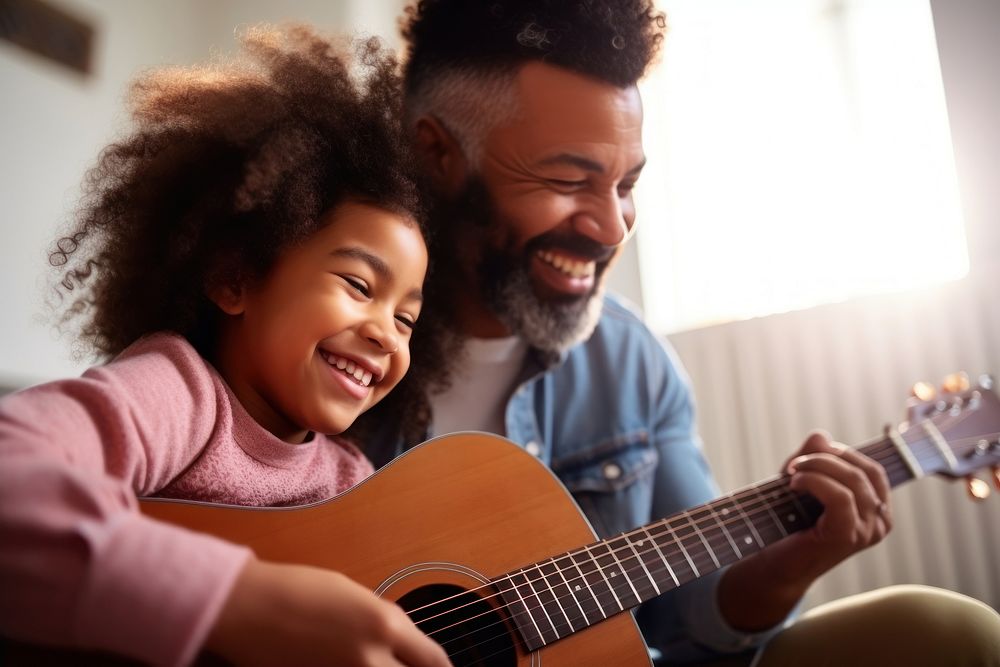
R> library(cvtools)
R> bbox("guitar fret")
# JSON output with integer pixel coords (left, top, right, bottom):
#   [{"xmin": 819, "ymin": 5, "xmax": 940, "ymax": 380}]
[
  {"xmin": 553, "ymin": 554, "xmax": 599, "ymax": 627},
  {"xmin": 637, "ymin": 526, "xmax": 680, "ymax": 589},
  {"xmin": 682, "ymin": 511, "xmax": 721, "ymax": 569},
  {"xmin": 772, "ymin": 492, "xmax": 804, "ymax": 535},
  {"xmin": 571, "ymin": 548, "xmax": 618, "ymax": 617},
  {"xmin": 753, "ymin": 486, "xmax": 788, "ymax": 542},
  {"xmin": 647, "ymin": 522, "xmax": 698, "ymax": 583},
  {"xmin": 663, "ymin": 517, "xmax": 702, "ymax": 579},
  {"xmin": 520, "ymin": 565, "xmax": 565, "ymax": 641},
  {"xmin": 732, "ymin": 496, "xmax": 765, "ymax": 548},
  {"xmin": 494, "ymin": 570, "xmax": 546, "ymax": 650},
  {"xmin": 538, "ymin": 558, "xmax": 585, "ymax": 634},
  {"xmin": 588, "ymin": 542, "xmax": 640, "ymax": 609},
  {"xmin": 624, "ymin": 534, "xmax": 661, "ymax": 596},
  {"xmin": 702, "ymin": 503, "xmax": 743, "ymax": 562},
  {"xmin": 610, "ymin": 536, "xmax": 658, "ymax": 599},
  {"xmin": 712, "ymin": 498, "xmax": 764, "ymax": 558},
  {"xmin": 666, "ymin": 514, "xmax": 716, "ymax": 574}
]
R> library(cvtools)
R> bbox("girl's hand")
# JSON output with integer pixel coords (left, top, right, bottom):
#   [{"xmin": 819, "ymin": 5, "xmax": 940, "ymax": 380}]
[{"xmin": 206, "ymin": 558, "xmax": 452, "ymax": 666}]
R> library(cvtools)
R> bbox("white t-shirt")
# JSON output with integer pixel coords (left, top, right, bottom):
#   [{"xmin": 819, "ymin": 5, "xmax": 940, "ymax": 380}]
[{"xmin": 428, "ymin": 336, "xmax": 528, "ymax": 438}]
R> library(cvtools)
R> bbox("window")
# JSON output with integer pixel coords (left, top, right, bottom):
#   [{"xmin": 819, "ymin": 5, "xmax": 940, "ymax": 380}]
[{"xmin": 635, "ymin": 0, "xmax": 968, "ymax": 333}]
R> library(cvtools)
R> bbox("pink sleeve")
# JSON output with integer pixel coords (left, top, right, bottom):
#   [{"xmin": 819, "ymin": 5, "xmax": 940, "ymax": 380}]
[{"xmin": 0, "ymin": 335, "xmax": 252, "ymax": 666}]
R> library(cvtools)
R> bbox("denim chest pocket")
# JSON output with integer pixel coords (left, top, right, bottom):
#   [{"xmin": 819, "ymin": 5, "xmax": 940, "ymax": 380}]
[{"xmin": 553, "ymin": 432, "xmax": 659, "ymax": 539}]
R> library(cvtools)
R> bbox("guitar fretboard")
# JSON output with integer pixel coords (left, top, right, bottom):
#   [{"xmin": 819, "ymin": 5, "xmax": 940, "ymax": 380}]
[{"xmin": 493, "ymin": 424, "xmax": 955, "ymax": 652}]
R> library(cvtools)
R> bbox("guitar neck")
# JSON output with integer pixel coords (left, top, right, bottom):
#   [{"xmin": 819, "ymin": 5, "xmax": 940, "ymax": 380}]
[{"xmin": 494, "ymin": 420, "xmax": 955, "ymax": 651}]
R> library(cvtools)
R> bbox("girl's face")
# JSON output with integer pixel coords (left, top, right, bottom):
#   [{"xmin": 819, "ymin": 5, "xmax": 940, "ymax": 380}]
[{"xmin": 214, "ymin": 200, "xmax": 427, "ymax": 443}]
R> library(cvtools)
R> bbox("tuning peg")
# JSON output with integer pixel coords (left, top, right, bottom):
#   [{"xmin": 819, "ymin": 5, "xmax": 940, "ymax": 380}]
[
  {"xmin": 993, "ymin": 466, "xmax": 1000, "ymax": 491},
  {"xmin": 967, "ymin": 475, "xmax": 990, "ymax": 501},
  {"xmin": 942, "ymin": 372, "xmax": 970, "ymax": 394},
  {"xmin": 911, "ymin": 381, "xmax": 936, "ymax": 401}
]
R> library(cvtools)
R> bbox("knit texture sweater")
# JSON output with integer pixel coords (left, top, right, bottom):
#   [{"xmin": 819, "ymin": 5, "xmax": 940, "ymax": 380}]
[{"xmin": 0, "ymin": 332, "xmax": 373, "ymax": 665}]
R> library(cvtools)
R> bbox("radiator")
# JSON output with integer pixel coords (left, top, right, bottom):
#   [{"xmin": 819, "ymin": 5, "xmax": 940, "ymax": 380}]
[{"xmin": 665, "ymin": 268, "xmax": 1000, "ymax": 612}]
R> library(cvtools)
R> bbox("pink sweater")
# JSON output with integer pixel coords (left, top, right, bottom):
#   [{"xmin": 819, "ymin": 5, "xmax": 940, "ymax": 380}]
[{"xmin": 0, "ymin": 333, "xmax": 374, "ymax": 666}]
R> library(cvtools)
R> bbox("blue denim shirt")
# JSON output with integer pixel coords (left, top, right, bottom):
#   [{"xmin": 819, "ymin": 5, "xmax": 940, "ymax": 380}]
[{"xmin": 367, "ymin": 295, "xmax": 786, "ymax": 662}]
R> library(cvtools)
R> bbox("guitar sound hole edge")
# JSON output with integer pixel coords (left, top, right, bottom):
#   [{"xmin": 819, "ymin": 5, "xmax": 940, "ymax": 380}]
[{"xmin": 396, "ymin": 583, "xmax": 519, "ymax": 667}]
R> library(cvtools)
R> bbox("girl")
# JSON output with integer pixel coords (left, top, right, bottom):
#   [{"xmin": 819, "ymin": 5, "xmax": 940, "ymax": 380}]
[{"xmin": 0, "ymin": 25, "xmax": 449, "ymax": 667}]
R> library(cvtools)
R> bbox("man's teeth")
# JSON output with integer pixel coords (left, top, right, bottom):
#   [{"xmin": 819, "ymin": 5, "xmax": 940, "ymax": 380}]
[
  {"xmin": 323, "ymin": 352, "xmax": 374, "ymax": 387},
  {"xmin": 537, "ymin": 250, "xmax": 595, "ymax": 278}
]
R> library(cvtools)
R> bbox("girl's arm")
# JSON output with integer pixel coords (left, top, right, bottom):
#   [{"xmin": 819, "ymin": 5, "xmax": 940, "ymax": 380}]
[{"xmin": 0, "ymin": 336, "xmax": 251, "ymax": 665}]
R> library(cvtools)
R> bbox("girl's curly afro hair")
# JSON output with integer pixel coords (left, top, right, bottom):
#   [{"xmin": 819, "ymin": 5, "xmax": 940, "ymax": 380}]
[{"xmin": 48, "ymin": 24, "xmax": 444, "ymax": 444}]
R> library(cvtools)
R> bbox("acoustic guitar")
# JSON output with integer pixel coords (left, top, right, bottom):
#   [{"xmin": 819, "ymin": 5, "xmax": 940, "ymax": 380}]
[
  {"xmin": 10, "ymin": 377, "xmax": 1000, "ymax": 665},
  {"xmin": 141, "ymin": 375, "xmax": 1000, "ymax": 666}
]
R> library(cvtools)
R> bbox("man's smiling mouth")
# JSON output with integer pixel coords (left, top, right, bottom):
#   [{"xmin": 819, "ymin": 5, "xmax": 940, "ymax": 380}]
[{"xmin": 537, "ymin": 249, "xmax": 596, "ymax": 279}]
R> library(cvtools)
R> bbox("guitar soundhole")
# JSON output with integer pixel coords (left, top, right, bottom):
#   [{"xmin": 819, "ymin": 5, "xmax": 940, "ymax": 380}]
[{"xmin": 397, "ymin": 584, "xmax": 518, "ymax": 666}]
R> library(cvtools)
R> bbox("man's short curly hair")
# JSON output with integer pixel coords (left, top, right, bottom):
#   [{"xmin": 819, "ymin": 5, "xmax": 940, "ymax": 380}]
[
  {"xmin": 401, "ymin": 0, "xmax": 667, "ymax": 91},
  {"xmin": 47, "ymin": 24, "xmax": 442, "ymax": 443},
  {"xmin": 399, "ymin": 0, "xmax": 666, "ymax": 163}
]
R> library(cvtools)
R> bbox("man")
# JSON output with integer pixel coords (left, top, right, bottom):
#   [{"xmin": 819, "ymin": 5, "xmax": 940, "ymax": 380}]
[{"xmin": 369, "ymin": 1, "xmax": 1000, "ymax": 665}]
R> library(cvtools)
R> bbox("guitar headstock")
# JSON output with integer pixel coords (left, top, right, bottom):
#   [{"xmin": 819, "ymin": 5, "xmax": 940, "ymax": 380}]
[{"xmin": 902, "ymin": 373, "xmax": 1000, "ymax": 497}]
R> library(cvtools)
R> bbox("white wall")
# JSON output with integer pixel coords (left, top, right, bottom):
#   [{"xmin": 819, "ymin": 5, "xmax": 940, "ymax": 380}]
[
  {"xmin": 0, "ymin": 0, "xmax": 404, "ymax": 390},
  {"xmin": 0, "ymin": 0, "xmax": 212, "ymax": 388},
  {"xmin": 929, "ymin": 0, "xmax": 1000, "ymax": 276}
]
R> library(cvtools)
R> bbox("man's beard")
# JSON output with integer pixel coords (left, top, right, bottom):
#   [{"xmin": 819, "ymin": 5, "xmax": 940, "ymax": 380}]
[{"xmin": 435, "ymin": 176, "xmax": 609, "ymax": 355}]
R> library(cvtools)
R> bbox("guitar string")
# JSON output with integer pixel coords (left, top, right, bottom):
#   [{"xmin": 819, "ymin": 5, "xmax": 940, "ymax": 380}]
[
  {"xmin": 426, "ymin": 416, "xmax": 999, "ymax": 656},
  {"xmin": 413, "ymin": 425, "xmax": 997, "ymax": 654},
  {"xmin": 419, "ymin": 431, "xmax": 961, "ymax": 654},
  {"xmin": 431, "ymin": 451, "xmax": 988, "ymax": 664},
  {"xmin": 430, "ymin": 427, "xmax": 999, "ymax": 662},
  {"xmin": 420, "ymin": 489, "xmax": 808, "ymax": 657},
  {"xmin": 410, "ymin": 418, "xmax": 974, "ymax": 628},
  {"xmin": 416, "ymin": 423, "xmax": 995, "ymax": 650},
  {"xmin": 419, "ymin": 401, "xmax": 991, "ymax": 630}
]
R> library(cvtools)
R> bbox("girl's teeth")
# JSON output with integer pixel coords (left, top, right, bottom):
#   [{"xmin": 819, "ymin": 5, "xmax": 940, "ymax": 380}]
[{"xmin": 323, "ymin": 351, "xmax": 375, "ymax": 387}]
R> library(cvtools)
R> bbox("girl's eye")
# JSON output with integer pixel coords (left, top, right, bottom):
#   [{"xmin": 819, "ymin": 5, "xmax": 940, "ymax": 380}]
[
  {"xmin": 344, "ymin": 277, "xmax": 370, "ymax": 297},
  {"xmin": 395, "ymin": 315, "xmax": 416, "ymax": 330}
]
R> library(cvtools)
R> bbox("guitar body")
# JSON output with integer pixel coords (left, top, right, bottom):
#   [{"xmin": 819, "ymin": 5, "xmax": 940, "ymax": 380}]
[{"xmin": 144, "ymin": 433, "xmax": 652, "ymax": 666}]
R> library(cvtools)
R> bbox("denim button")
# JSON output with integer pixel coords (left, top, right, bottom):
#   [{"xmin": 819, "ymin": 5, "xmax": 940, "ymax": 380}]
[
  {"xmin": 602, "ymin": 462, "xmax": 622, "ymax": 480},
  {"xmin": 526, "ymin": 441, "xmax": 541, "ymax": 457}
]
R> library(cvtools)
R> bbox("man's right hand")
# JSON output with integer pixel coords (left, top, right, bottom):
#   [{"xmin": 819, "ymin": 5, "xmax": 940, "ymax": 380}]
[{"xmin": 206, "ymin": 558, "xmax": 453, "ymax": 667}]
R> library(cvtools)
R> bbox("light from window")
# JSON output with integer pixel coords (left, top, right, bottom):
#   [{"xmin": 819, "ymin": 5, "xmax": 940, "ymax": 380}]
[{"xmin": 635, "ymin": 0, "xmax": 968, "ymax": 333}]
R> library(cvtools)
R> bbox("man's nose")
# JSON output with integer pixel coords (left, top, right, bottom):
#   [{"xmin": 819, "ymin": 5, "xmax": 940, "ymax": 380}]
[{"xmin": 571, "ymin": 194, "xmax": 633, "ymax": 247}]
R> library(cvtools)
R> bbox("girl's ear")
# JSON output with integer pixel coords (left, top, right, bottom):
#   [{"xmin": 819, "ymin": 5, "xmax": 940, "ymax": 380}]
[
  {"xmin": 206, "ymin": 282, "xmax": 246, "ymax": 316},
  {"xmin": 412, "ymin": 115, "xmax": 469, "ymax": 195}
]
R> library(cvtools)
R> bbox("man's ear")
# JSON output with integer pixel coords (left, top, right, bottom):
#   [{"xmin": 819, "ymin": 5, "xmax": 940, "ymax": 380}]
[
  {"xmin": 412, "ymin": 115, "xmax": 468, "ymax": 194},
  {"xmin": 206, "ymin": 282, "xmax": 246, "ymax": 316}
]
